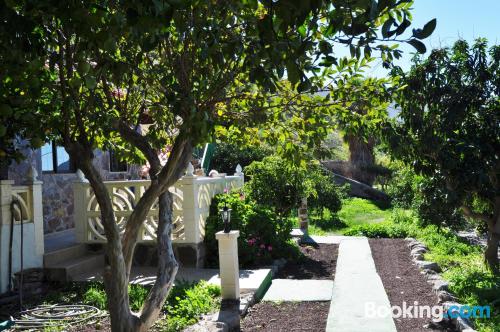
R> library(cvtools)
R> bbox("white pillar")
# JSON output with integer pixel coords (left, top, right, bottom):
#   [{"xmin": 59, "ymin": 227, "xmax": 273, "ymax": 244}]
[
  {"xmin": 179, "ymin": 174, "xmax": 201, "ymax": 243},
  {"xmin": 73, "ymin": 170, "xmax": 89, "ymax": 243},
  {"xmin": 30, "ymin": 180, "xmax": 44, "ymax": 256},
  {"xmin": 216, "ymin": 230, "xmax": 240, "ymax": 300}
]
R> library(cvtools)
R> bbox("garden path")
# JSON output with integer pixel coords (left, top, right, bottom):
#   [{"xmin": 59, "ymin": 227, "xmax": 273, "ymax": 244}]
[{"xmin": 325, "ymin": 237, "xmax": 397, "ymax": 332}]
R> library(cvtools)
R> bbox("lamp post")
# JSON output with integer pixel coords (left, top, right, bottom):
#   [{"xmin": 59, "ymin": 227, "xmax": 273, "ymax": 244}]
[{"xmin": 221, "ymin": 203, "xmax": 232, "ymax": 233}]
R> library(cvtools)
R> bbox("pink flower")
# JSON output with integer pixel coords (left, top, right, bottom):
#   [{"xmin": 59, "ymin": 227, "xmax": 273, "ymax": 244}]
[
  {"xmin": 260, "ymin": 244, "xmax": 266, "ymax": 249},
  {"xmin": 247, "ymin": 238, "xmax": 256, "ymax": 246},
  {"xmin": 267, "ymin": 245, "xmax": 273, "ymax": 252},
  {"xmin": 223, "ymin": 188, "xmax": 228, "ymax": 194}
]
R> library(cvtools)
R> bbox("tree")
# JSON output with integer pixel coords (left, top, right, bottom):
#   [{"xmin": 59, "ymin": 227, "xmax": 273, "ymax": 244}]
[
  {"xmin": 329, "ymin": 75, "xmax": 396, "ymax": 185},
  {"xmin": 1, "ymin": 0, "xmax": 434, "ymax": 330},
  {"xmin": 386, "ymin": 39, "xmax": 500, "ymax": 273}
]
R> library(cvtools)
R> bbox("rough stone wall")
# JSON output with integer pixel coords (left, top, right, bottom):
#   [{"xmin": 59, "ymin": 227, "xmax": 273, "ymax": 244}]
[{"xmin": 8, "ymin": 146, "xmax": 41, "ymax": 185}]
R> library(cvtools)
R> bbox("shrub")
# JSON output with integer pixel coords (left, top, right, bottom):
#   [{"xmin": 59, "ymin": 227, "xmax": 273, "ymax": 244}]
[
  {"xmin": 79, "ymin": 281, "xmax": 221, "ymax": 332},
  {"xmin": 204, "ymin": 192, "xmax": 298, "ymax": 267},
  {"xmin": 386, "ymin": 162, "xmax": 421, "ymax": 208},
  {"xmin": 412, "ymin": 176, "xmax": 466, "ymax": 230},
  {"xmin": 343, "ymin": 221, "xmax": 409, "ymax": 238},
  {"xmin": 210, "ymin": 142, "xmax": 271, "ymax": 174},
  {"xmin": 244, "ymin": 155, "xmax": 314, "ymax": 217},
  {"xmin": 161, "ymin": 281, "xmax": 221, "ymax": 332},
  {"xmin": 308, "ymin": 165, "xmax": 343, "ymax": 217}
]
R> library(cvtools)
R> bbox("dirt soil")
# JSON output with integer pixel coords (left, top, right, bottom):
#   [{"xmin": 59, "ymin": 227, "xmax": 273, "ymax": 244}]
[
  {"xmin": 369, "ymin": 238, "xmax": 457, "ymax": 332},
  {"xmin": 241, "ymin": 243, "xmax": 338, "ymax": 331},
  {"xmin": 240, "ymin": 301, "xmax": 330, "ymax": 331},
  {"xmin": 276, "ymin": 243, "xmax": 339, "ymax": 280}
]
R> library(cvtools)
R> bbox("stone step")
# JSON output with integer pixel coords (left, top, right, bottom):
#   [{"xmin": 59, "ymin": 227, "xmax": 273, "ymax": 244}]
[
  {"xmin": 43, "ymin": 244, "xmax": 88, "ymax": 267},
  {"xmin": 45, "ymin": 254, "xmax": 105, "ymax": 282}
]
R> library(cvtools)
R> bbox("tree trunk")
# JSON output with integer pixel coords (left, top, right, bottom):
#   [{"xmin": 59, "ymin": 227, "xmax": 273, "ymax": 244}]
[
  {"xmin": 344, "ymin": 134, "xmax": 376, "ymax": 186},
  {"xmin": 485, "ymin": 210, "xmax": 500, "ymax": 274},
  {"xmin": 75, "ymin": 155, "xmax": 138, "ymax": 331},
  {"xmin": 136, "ymin": 190, "xmax": 179, "ymax": 330}
]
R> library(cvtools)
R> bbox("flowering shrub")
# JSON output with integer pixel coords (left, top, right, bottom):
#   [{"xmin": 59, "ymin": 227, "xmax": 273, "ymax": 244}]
[{"xmin": 204, "ymin": 193, "xmax": 298, "ymax": 267}]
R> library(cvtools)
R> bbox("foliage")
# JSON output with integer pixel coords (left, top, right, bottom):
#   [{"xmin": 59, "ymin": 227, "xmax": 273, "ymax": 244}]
[
  {"xmin": 40, "ymin": 281, "xmax": 220, "ymax": 332},
  {"xmin": 412, "ymin": 176, "xmax": 466, "ymax": 230},
  {"xmin": 386, "ymin": 38, "xmax": 500, "ymax": 271},
  {"xmin": 385, "ymin": 162, "xmax": 421, "ymax": 208},
  {"xmin": 205, "ymin": 193, "xmax": 298, "ymax": 268},
  {"xmin": 308, "ymin": 165, "xmax": 343, "ymax": 217},
  {"xmin": 245, "ymin": 155, "xmax": 315, "ymax": 217},
  {"xmin": 210, "ymin": 142, "xmax": 271, "ymax": 175},
  {"xmin": 1, "ymin": 0, "xmax": 436, "ymax": 328},
  {"xmin": 343, "ymin": 221, "xmax": 408, "ymax": 237},
  {"xmin": 160, "ymin": 281, "xmax": 221, "ymax": 332}
]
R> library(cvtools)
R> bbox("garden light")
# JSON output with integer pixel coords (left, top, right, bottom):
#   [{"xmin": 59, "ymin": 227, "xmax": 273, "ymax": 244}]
[{"xmin": 221, "ymin": 203, "xmax": 232, "ymax": 233}]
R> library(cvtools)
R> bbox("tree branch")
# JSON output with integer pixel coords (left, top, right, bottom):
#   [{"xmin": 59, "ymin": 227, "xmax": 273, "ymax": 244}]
[{"xmin": 113, "ymin": 119, "xmax": 161, "ymax": 178}]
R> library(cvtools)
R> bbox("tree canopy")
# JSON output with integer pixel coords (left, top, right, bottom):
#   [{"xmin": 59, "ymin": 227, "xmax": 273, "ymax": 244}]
[
  {"xmin": 386, "ymin": 39, "xmax": 500, "ymax": 272},
  {"xmin": 0, "ymin": 0, "xmax": 437, "ymax": 330}
]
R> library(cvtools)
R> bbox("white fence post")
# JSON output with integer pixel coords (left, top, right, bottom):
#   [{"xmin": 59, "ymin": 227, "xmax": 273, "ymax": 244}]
[
  {"xmin": 73, "ymin": 170, "xmax": 89, "ymax": 243},
  {"xmin": 179, "ymin": 173, "xmax": 201, "ymax": 244},
  {"xmin": 28, "ymin": 168, "xmax": 44, "ymax": 256}
]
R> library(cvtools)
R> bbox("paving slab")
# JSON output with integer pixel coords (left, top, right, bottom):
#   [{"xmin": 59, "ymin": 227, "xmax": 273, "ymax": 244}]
[
  {"xmin": 262, "ymin": 279, "xmax": 334, "ymax": 302},
  {"xmin": 74, "ymin": 266, "xmax": 271, "ymax": 296},
  {"xmin": 307, "ymin": 235, "xmax": 349, "ymax": 244},
  {"xmin": 326, "ymin": 237, "xmax": 397, "ymax": 332}
]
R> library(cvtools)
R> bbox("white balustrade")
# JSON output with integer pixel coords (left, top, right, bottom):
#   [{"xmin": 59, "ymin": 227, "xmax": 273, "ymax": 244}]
[{"xmin": 73, "ymin": 171, "xmax": 244, "ymax": 245}]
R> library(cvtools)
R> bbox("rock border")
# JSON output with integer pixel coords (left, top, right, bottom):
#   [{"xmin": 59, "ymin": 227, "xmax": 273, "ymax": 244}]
[{"xmin": 404, "ymin": 238, "xmax": 477, "ymax": 332}]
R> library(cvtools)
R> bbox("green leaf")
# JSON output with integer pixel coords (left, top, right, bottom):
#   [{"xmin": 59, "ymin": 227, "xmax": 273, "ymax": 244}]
[
  {"xmin": 412, "ymin": 18, "xmax": 436, "ymax": 40},
  {"xmin": 0, "ymin": 125, "xmax": 6, "ymax": 137},
  {"xmin": 408, "ymin": 39, "xmax": 426, "ymax": 54},
  {"xmin": 84, "ymin": 76, "xmax": 97, "ymax": 90},
  {"xmin": 286, "ymin": 60, "xmax": 301, "ymax": 85}
]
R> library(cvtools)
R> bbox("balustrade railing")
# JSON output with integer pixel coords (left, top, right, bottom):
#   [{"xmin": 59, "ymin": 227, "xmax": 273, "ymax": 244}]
[{"xmin": 73, "ymin": 168, "xmax": 244, "ymax": 244}]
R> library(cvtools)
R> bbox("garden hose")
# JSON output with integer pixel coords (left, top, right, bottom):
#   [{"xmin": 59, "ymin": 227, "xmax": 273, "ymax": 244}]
[
  {"xmin": 10, "ymin": 304, "xmax": 106, "ymax": 330},
  {"xmin": 8, "ymin": 199, "xmax": 23, "ymax": 310}
]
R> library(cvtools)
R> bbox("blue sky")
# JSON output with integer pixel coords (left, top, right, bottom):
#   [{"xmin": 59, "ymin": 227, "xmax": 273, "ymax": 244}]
[{"xmin": 352, "ymin": 0, "xmax": 500, "ymax": 76}]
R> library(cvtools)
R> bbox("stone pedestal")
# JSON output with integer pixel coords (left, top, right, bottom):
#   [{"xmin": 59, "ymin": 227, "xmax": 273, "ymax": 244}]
[
  {"xmin": 298, "ymin": 197, "xmax": 308, "ymax": 234},
  {"xmin": 216, "ymin": 230, "xmax": 240, "ymax": 300}
]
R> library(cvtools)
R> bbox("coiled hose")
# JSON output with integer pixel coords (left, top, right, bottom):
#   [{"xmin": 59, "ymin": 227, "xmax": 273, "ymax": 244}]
[{"xmin": 11, "ymin": 304, "xmax": 106, "ymax": 330}]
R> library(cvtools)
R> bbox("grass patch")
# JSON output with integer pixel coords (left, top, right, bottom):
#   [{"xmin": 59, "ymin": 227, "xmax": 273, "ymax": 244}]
[
  {"xmin": 303, "ymin": 198, "xmax": 392, "ymax": 235},
  {"xmin": 34, "ymin": 280, "xmax": 220, "ymax": 332},
  {"xmin": 338, "ymin": 198, "xmax": 392, "ymax": 226}
]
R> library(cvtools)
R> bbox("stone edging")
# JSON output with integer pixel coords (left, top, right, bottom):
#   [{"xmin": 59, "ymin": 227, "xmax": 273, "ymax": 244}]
[{"xmin": 404, "ymin": 238, "xmax": 477, "ymax": 332}]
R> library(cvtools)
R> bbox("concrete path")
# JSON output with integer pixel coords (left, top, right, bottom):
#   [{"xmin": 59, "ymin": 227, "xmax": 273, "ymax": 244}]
[
  {"xmin": 262, "ymin": 279, "xmax": 333, "ymax": 302},
  {"xmin": 326, "ymin": 237, "xmax": 396, "ymax": 332}
]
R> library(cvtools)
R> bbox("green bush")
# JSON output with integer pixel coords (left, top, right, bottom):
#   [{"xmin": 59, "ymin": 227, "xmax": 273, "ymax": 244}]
[
  {"xmin": 161, "ymin": 281, "xmax": 221, "ymax": 332},
  {"xmin": 412, "ymin": 176, "xmax": 466, "ymax": 230},
  {"xmin": 308, "ymin": 165, "xmax": 343, "ymax": 217},
  {"xmin": 386, "ymin": 162, "xmax": 421, "ymax": 208},
  {"xmin": 343, "ymin": 221, "xmax": 409, "ymax": 238},
  {"xmin": 205, "ymin": 192, "xmax": 298, "ymax": 267},
  {"xmin": 210, "ymin": 142, "xmax": 271, "ymax": 174},
  {"xmin": 37, "ymin": 280, "xmax": 221, "ymax": 331},
  {"xmin": 244, "ymin": 155, "xmax": 314, "ymax": 217}
]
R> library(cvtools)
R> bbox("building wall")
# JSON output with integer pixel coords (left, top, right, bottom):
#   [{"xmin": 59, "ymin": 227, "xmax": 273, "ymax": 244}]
[{"xmin": 9, "ymin": 147, "xmax": 141, "ymax": 234}]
